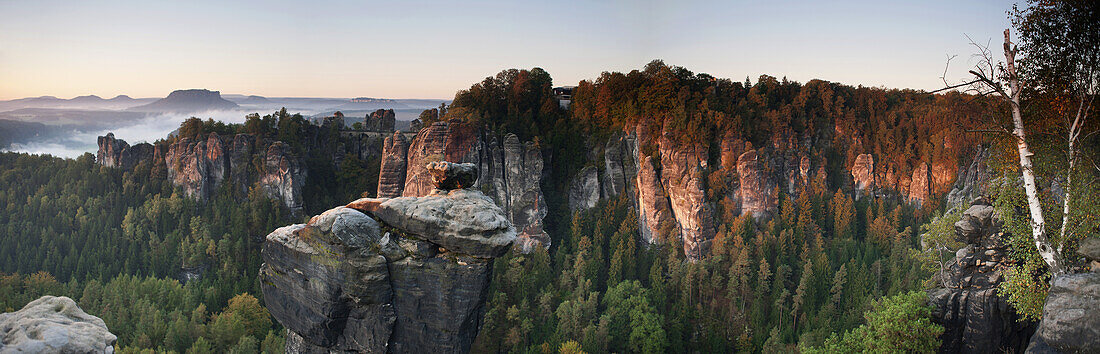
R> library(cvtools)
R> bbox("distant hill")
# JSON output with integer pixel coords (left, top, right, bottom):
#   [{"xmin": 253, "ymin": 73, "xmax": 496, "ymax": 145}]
[
  {"xmin": 0, "ymin": 95, "xmax": 152, "ymax": 111},
  {"xmin": 128, "ymin": 89, "xmax": 239, "ymax": 113},
  {"xmin": 0, "ymin": 119, "xmax": 50, "ymax": 147}
]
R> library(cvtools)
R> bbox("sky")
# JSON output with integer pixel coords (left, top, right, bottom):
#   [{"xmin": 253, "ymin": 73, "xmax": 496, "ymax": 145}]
[{"xmin": 0, "ymin": 0, "xmax": 1017, "ymax": 100}]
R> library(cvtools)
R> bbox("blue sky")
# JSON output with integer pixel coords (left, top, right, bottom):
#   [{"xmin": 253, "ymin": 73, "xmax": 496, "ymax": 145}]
[{"xmin": 0, "ymin": 0, "xmax": 1016, "ymax": 100}]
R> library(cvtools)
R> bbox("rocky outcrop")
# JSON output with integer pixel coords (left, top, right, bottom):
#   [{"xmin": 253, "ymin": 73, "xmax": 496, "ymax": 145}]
[
  {"xmin": 928, "ymin": 199, "xmax": 1035, "ymax": 354},
  {"xmin": 96, "ymin": 133, "xmax": 153, "ymax": 170},
  {"xmin": 497, "ymin": 134, "xmax": 549, "ymax": 253},
  {"xmin": 377, "ymin": 132, "xmax": 410, "ymax": 198},
  {"xmin": 658, "ymin": 133, "xmax": 713, "ymax": 260},
  {"xmin": 737, "ymin": 150, "xmax": 777, "ymax": 219},
  {"xmin": 96, "ymin": 134, "xmax": 125, "ymax": 167},
  {"xmin": 403, "ymin": 121, "xmax": 480, "ymax": 197},
  {"xmin": 364, "ymin": 109, "xmax": 396, "ymax": 132},
  {"xmin": 323, "ymin": 111, "xmax": 345, "ymax": 130},
  {"xmin": 569, "ymin": 166, "xmax": 600, "ymax": 211},
  {"xmin": 1025, "ymin": 272, "xmax": 1100, "ymax": 353},
  {"xmin": 165, "ymin": 133, "xmax": 228, "ymax": 200},
  {"xmin": 396, "ymin": 121, "xmax": 549, "ymax": 251},
  {"xmin": 260, "ymin": 161, "xmax": 515, "ymax": 353},
  {"xmin": 946, "ymin": 146, "xmax": 991, "ymax": 209},
  {"xmin": 259, "ymin": 142, "xmax": 306, "ymax": 211},
  {"xmin": 603, "ymin": 135, "xmax": 638, "ymax": 199},
  {"xmin": 851, "ymin": 153, "xmax": 875, "ymax": 198},
  {"xmin": 909, "ymin": 162, "xmax": 931, "ymax": 207},
  {"xmin": 0, "ymin": 296, "xmax": 117, "ymax": 353},
  {"xmin": 228, "ymin": 134, "xmax": 254, "ymax": 194}
]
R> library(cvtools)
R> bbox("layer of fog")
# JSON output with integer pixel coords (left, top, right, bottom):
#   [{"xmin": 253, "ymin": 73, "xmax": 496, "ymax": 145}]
[{"xmin": 3, "ymin": 109, "xmax": 270, "ymax": 159}]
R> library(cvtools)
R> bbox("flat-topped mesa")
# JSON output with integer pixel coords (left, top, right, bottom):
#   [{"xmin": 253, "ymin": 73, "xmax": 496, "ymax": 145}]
[{"xmin": 262, "ymin": 161, "xmax": 516, "ymax": 353}]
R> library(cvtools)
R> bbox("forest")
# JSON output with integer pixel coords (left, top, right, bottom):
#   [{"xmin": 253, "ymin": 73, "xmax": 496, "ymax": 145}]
[{"xmin": 1, "ymin": 2, "xmax": 1098, "ymax": 352}]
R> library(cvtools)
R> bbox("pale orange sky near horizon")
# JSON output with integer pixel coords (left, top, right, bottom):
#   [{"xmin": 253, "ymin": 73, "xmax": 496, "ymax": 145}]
[{"xmin": 0, "ymin": 0, "xmax": 1015, "ymax": 101}]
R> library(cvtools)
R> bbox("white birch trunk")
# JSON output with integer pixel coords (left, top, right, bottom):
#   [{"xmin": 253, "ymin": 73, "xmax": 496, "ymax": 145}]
[{"xmin": 1004, "ymin": 29, "xmax": 1067, "ymax": 277}]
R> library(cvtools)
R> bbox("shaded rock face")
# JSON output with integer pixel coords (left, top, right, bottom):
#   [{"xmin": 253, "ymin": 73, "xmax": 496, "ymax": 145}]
[
  {"xmin": 260, "ymin": 142, "xmax": 306, "ymax": 211},
  {"xmin": 260, "ymin": 162, "xmax": 515, "ymax": 353},
  {"xmin": 737, "ymin": 150, "xmax": 777, "ymax": 219},
  {"xmin": 228, "ymin": 134, "xmax": 255, "ymax": 194},
  {"xmin": 658, "ymin": 132, "xmax": 714, "ymax": 260},
  {"xmin": 1026, "ymin": 272, "xmax": 1100, "ymax": 354},
  {"xmin": 496, "ymin": 134, "xmax": 549, "ymax": 253},
  {"xmin": 364, "ymin": 109, "xmax": 396, "ymax": 132},
  {"xmin": 339, "ymin": 131, "xmax": 390, "ymax": 166},
  {"xmin": 165, "ymin": 133, "xmax": 228, "ymax": 200},
  {"xmin": 96, "ymin": 133, "xmax": 153, "ymax": 170},
  {"xmin": 851, "ymin": 153, "xmax": 875, "ymax": 198},
  {"xmin": 928, "ymin": 199, "xmax": 1035, "ymax": 354},
  {"xmin": 0, "ymin": 296, "xmax": 117, "ymax": 353},
  {"xmin": 603, "ymin": 134, "xmax": 638, "ymax": 199},
  {"xmin": 569, "ymin": 166, "xmax": 600, "ymax": 211},
  {"xmin": 377, "ymin": 132, "xmax": 410, "ymax": 198},
  {"xmin": 946, "ymin": 146, "xmax": 991, "ymax": 209}
]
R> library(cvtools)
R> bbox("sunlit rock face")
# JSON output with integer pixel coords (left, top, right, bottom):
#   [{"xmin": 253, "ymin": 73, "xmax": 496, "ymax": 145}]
[
  {"xmin": 261, "ymin": 161, "xmax": 515, "ymax": 353},
  {"xmin": 909, "ymin": 162, "xmax": 931, "ymax": 207},
  {"xmin": 165, "ymin": 133, "xmax": 228, "ymax": 200},
  {"xmin": 658, "ymin": 132, "xmax": 713, "ymax": 261},
  {"xmin": 851, "ymin": 153, "xmax": 875, "ymax": 198},
  {"xmin": 737, "ymin": 149, "xmax": 777, "ymax": 220},
  {"xmin": 0, "ymin": 296, "xmax": 117, "ymax": 353}
]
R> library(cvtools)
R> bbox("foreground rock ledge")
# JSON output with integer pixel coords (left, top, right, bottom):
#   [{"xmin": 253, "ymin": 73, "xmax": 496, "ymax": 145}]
[
  {"xmin": 260, "ymin": 163, "xmax": 516, "ymax": 353},
  {"xmin": 0, "ymin": 296, "xmax": 117, "ymax": 353}
]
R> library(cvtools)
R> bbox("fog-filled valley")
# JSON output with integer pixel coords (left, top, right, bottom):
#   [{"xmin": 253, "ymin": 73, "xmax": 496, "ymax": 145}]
[{"xmin": 0, "ymin": 91, "xmax": 446, "ymax": 158}]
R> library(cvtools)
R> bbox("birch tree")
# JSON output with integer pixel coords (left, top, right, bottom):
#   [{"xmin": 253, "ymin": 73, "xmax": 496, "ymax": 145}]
[{"xmin": 936, "ymin": 29, "xmax": 1068, "ymax": 276}]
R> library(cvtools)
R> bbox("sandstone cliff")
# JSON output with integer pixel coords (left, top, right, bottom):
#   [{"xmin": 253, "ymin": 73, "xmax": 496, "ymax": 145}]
[
  {"xmin": 98, "ymin": 132, "xmax": 309, "ymax": 211},
  {"xmin": 260, "ymin": 162, "xmax": 515, "ymax": 353},
  {"xmin": 377, "ymin": 132, "xmax": 410, "ymax": 198},
  {"xmin": 364, "ymin": 109, "xmax": 396, "ymax": 132},
  {"xmin": 0, "ymin": 296, "xmax": 117, "ymax": 353},
  {"xmin": 96, "ymin": 133, "xmax": 153, "ymax": 170}
]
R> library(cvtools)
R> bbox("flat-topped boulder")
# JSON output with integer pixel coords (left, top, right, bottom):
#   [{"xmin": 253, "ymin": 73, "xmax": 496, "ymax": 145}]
[{"xmin": 0, "ymin": 296, "xmax": 117, "ymax": 353}]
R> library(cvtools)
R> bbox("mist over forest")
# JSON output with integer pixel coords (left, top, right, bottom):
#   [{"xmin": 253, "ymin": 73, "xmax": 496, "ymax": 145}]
[{"xmin": 0, "ymin": 93, "xmax": 447, "ymax": 158}]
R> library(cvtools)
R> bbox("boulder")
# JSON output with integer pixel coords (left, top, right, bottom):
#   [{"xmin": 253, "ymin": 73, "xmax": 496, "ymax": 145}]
[
  {"xmin": 1026, "ymin": 272, "xmax": 1100, "ymax": 353},
  {"xmin": 0, "ymin": 296, "xmax": 117, "ymax": 353},
  {"xmin": 361, "ymin": 188, "xmax": 516, "ymax": 258},
  {"xmin": 427, "ymin": 161, "xmax": 477, "ymax": 190},
  {"xmin": 954, "ymin": 205, "xmax": 996, "ymax": 245}
]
